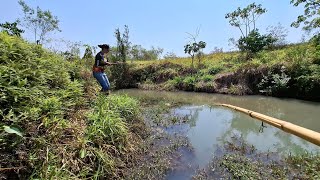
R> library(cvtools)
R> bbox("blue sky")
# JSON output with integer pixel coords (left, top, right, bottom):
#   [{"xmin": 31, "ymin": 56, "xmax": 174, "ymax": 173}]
[{"xmin": 1, "ymin": 0, "xmax": 306, "ymax": 56}]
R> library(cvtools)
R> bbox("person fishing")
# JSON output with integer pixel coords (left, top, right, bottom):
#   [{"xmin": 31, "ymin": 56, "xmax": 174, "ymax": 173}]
[{"xmin": 93, "ymin": 44, "xmax": 118, "ymax": 95}]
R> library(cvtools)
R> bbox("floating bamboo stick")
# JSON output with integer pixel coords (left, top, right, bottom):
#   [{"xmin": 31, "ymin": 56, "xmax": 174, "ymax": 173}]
[{"xmin": 217, "ymin": 103, "xmax": 320, "ymax": 147}]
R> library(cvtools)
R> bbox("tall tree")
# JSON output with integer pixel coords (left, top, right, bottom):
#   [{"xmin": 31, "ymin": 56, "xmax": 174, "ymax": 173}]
[
  {"xmin": 225, "ymin": 3, "xmax": 267, "ymax": 37},
  {"xmin": 18, "ymin": 0, "xmax": 61, "ymax": 44},
  {"xmin": 291, "ymin": 0, "xmax": 320, "ymax": 32},
  {"xmin": 266, "ymin": 23, "xmax": 288, "ymax": 47},
  {"xmin": 225, "ymin": 3, "xmax": 274, "ymax": 56},
  {"xmin": 114, "ymin": 25, "xmax": 130, "ymax": 62}
]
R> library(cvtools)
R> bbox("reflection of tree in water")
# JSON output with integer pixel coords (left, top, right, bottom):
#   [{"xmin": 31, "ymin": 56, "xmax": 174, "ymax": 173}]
[
  {"xmin": 124, "ymin": 90, "xmax": 319, "ymax": 152},
  {"xmin": 185, "ymin": 107, "xmax": 201, "ymax": 128},
  {"xmin": 272, "ymin": 130, "xmax": 310, "ymax": 154},
  {"xmin": 217, "ymin": 111, "xmax": 313, "ymax": 154},
  {"xmin": 217, "ymin": 112, "xmax": 259, "ymax": 143}
]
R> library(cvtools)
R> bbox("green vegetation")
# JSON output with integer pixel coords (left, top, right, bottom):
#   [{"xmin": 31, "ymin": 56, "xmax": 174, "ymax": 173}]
[
  {"xmin": 0, "ymin": 21, "xmax": 24, "ymax": 37},
  {"xmin": 1, "ymin": 0, "xmax": 320, "ymax": 179},
  {"xmin": 184, "ymin": 30, "xmax": 207, "ymax": 67},
  {"xmin": 193, "ymin": 136, "xmax": 320, "ymax": 179},
  {"xmin": 0, "ymin": 32, "xmax": 146, "ymax": 179},
  {"xmin": 120, "ymin": 41, "xmax": 320, "ymax": 101},
  {"xmin": 96, "ymin": 2, "xmax": 318, "ymax": 102},
  {"xmin": 291, "ymin": 0, "xmax": 320, "ymax": 32}
]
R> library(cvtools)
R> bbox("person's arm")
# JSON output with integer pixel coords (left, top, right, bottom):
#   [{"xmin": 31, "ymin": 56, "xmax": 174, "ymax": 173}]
[
  {"xmin": 104, "ymin": 61, "xmax": 119, "ymax": 66},
  {"xmin": 103, "ymin": 57, "xmax": 124, "ymax": 66}
]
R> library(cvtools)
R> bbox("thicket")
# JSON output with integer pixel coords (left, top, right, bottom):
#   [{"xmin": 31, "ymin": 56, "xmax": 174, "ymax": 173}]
[{"xmin": 0, "ymin": 32, "xmax": 142, "ymax": 179}]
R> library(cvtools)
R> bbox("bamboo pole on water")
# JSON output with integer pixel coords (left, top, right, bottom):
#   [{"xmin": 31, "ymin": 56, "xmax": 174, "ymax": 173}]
[{"xmin": 216, "ymin": 103, "xmax": 320, "ymax": 147}]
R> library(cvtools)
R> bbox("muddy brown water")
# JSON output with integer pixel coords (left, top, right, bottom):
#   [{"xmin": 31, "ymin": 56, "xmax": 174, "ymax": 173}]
[{"xmin": 117, "ymin": 89, "xmax": 320, "ymax": 179}]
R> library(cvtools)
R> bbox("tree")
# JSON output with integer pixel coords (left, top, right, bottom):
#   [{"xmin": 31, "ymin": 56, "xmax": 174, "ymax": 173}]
[
  {"xmin": 61, "ymin": 40, "xmax": 82, "ymax": 61},
  {"xmin": 226, "ymin": 3, "xmax": 273, "ymax": 56},
  {"xmin": 225, "ymin": 3, "xmax": 267, "ymax": 37},
  {"xmin": 18, "ymin": 0, "xmax": 61, "ymax": 44},
  {"xmin": 114, "ymin": 25, "xmax": 130, "ymax": 62},
  {"xmin": 184, "ymin": 29, "xmax": 206, "ymax": 66},
  {"xmin": 266, "ymin": 23, "xmax": 288, "ymax": 47},
  {"xmin": 163, "ymin": 51, "xmax": 177, "ymax": 59},
  {"xmin": 82, "ymin": 44, "xmax": 93, "ymax": 59},
  {"xmin": 184, "ymin": 41, "xmax": 206, "ymax": 66},
  {"xmin": 0, "ymin": 21, "xmax": 24, "ymax": 37},
  {"xmin": 129, "ymin": 45, "xmax": 163, "ymax": 61},
  {"xmin": 238, "ymin": 29, "xmax": 276, "ymax": 54},
  {"xmin": 210, "ymin": 47, "xmax": 223, "ymax": 54},
  {"xmin": 291, "ymin": 0, "xmax": 320, "ymax": 32},
  {"xmin": 110, "ymin": 25, "xmax": 131, "ymax": 89},
  {"xmin": 146, "ymin": 46, "xmax": 163, "ymax": 60}
]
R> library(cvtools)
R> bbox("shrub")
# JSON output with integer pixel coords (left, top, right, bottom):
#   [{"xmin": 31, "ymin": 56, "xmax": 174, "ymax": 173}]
[
  {"xmin": 0, "ymin": 32, "xmax": 86, "ymax": 179},
  {"xmin": 200, "ymin": 74, "xmax": 214, "ymax": 82},
  {"xmin": 258, "ymin": 66, "xmax": 291, "ymax": 95},
  {"xmin": 238, "ymin": 29, "xmax": 277, "ymax": 54},
  {"xmin": 207, "ymin": 64, "xmax": 224, "ymax": 75},
  {"xmin": 182, "ymin": 76, "xmax": 196, "ymax": 91}
]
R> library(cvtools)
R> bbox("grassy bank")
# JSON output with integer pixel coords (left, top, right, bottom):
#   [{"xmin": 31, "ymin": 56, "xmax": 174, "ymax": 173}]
[
  {"xmin": 0, "ymin": 32, "xmax": 148, "ymax": 179},
  {"xmin": 117, "ymin": 42, "xmax": 320, "ymax": 101}
]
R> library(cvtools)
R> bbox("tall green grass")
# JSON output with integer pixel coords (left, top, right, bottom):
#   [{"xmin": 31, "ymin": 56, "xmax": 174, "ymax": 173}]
[{"xmin": 0, "ymin": 32, "xmax": 142, "ymax": 179}]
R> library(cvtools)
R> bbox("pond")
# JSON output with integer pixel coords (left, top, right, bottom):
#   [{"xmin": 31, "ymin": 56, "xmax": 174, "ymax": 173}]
[{"xmin": 117, "ymin": 89, "xmax": 320, "ymax": 179}]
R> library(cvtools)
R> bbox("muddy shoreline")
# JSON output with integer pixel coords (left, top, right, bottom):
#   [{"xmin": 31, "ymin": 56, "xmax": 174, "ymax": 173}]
[{"xmin": 125, "ymin": 95, "xmax": 320, "ymax": 179}]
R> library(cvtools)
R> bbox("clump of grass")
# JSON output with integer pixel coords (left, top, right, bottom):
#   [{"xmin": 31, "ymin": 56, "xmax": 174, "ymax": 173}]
[
  {"xmin": 192, "ymin": 135, "xmax": 320, "ymax": 179},
  {"xmin": 86, "ymin": 94, "xmax": 141, "ymax": 148},
  {"xmin": 87, "ymin": 109, "xmax": 128, "ymax": 146},
  {"xmin": 95, "ymin": 94, "xmax": 141, "ymax": 122}
]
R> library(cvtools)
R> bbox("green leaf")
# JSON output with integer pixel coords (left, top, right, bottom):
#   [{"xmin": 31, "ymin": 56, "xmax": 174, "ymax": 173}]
[
  {"xmin": 3, "ymin": 125, "xmax": 23, "ymax": 137},
  {"xmin": 80, "ymin": 149, "xmax": 86, "ymax": 158}
]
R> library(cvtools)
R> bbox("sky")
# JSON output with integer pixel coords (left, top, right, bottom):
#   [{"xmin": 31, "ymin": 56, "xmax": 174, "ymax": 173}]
[{"xmin": 0, "ymin": 0, "xmax": 307, "ymax": 57}]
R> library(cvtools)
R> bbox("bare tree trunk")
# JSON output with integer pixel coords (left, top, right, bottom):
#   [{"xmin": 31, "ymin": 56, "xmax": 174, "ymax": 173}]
[
  {"xmin": 238, "ymin": 27, "xmax": 245, "ymax": 37},
  {"xmin": 253, "ymin": 12, "xmax": 256, "ymax": 30},
  {"xmin": 34, "ymin": 29, "xmax": 37, "ymax": 43},
  {"xmin": 191, "ymin": 54, "xmax": 194, "ymax": 67}
]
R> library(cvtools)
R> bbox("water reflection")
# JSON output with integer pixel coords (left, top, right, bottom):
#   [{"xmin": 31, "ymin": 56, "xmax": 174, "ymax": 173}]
[
  {"xmin": 117, "ymin": 89, "xmax": 320, "ymax": 179},
  {"xmin": 175, "ymin": 105, "xmax": 319, "ymax": 155},
  {"xmin": 117, "ymin": 89, "xmax": 320, "ymax": 132}
]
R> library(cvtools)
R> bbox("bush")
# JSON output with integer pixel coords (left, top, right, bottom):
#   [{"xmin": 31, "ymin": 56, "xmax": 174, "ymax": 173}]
[
  {"xmin": 207, "ymin": 64, "xmax": 224, "ymax": 75},
  {"xmin": 238, "ymin": 29, "xmax": 277, "ymax": 54},
  {"xmin": 182, "ymin": 76, "xmax": 196, "ymax": 91},
  {"xmin": 0, "ymin": 32, "xmax": 84, "ymax": 126},
  {"xmin": 0, "ymin": 32, "xmax": 87, "ymax": 179},
  {"xmin": 200, "ymin": 74, "xmax": 214, "ymax": 82},
  {"xmin": 258, "ymin": 66, "xmax": 291, "ymax": 95}
]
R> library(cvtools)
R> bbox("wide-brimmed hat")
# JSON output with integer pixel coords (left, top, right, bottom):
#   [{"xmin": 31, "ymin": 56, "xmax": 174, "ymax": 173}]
[{"xmin": 98, "ymin": 44, "xmax": 110, "ymax": 49}]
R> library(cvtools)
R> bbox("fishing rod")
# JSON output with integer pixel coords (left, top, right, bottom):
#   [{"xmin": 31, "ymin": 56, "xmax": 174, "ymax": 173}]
[{"xmin": 216, "ymin": 103, "xmax": 320, "ymax": 147}]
